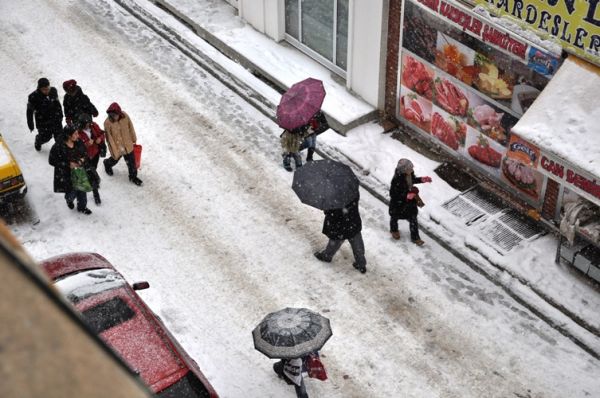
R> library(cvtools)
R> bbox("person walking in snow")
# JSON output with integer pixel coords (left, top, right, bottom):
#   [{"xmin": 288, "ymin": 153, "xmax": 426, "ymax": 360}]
[
  {"xmin": 280, "ymin": 126, "xmax": 307, "ymax": 172},
  {"xmin": 62, "ymin": 79, "xmax": 99, "ymax": 127},
  {"xmin": 389, "ymin": 158, "xmax": 432, "ymax": 246},
  {"xmin": 48, "ymin": 126, "xmax": 92, "ymax": 215},
  {"xmin": 26, "ymin": 78, "xmax": 63, "ymax": 151},
  {"xmin": 314, "ymin": 196, "xmax": 367, "ymax": 273},
  {"xmin": 103, "ymin": 102, "xmax": 143, "ymax": 186},
  {"xmin": 76, "ymin": 113, "xmax": 106, "ymax": 205},
  {"xmin": 273, "ymin": 357, "xmax": 309, "ymax": 398},
  {"xmin": 299, "ymin": 110, "xmax": 328, "ymax": 162}
]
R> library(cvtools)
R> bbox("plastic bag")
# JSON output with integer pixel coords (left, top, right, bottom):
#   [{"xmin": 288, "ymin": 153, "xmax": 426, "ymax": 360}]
[
  {"xmin": 71, "ymin": 167, "xmax": 92, "ymax": 192},
  {"xmin": 305, "ymin": 352, "xmax": 327, "ymax": 381},
  {"xmin": 133, "ymin": 144, "xmax": 142, "ymax": 169}
]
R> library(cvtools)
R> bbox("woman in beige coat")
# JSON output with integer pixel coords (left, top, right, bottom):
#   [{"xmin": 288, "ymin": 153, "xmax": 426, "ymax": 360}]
[{"xmin": 102, "ymin": 102, "xmax": 142, "ymax": 186}]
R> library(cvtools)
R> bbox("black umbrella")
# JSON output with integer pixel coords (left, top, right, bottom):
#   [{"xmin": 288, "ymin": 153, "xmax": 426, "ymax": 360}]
[
  {"xmin": 292, "ymin": 159, "xmax": 359, "ymax": 210},
  {"xmin": 252, "ymin": 307, "xmax": 332, "ymax": 359}
]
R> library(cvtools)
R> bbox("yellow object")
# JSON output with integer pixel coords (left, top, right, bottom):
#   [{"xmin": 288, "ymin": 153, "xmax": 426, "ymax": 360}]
[
  {"xmin": 476, "ymin": 0, "xmax": 600, "ymax": 67},
  {"xmin": 478, "ymin": 63, "xmax": 512, "ymax": 97},
  {"xmin": 0, "ymin": 134, "xmax": 27, "ymax": 200}
]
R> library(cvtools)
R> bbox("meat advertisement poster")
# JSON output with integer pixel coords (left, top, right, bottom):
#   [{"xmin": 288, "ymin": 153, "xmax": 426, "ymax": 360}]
[
  {"xmin": 398, "ymin": 0, "xmax": 557, "ymax": 204},
  {"xmin": 502, "ymin": 135, "xmax": 545, "ymax": 199}
]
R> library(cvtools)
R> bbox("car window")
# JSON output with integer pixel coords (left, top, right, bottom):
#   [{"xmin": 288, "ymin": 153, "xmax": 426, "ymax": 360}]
[
  {"xmin": 81, "ymin": 296, "xmax": 136, "ymax": 334},
  {"xmin": 54, "ymin": 269, "xmax": 126, "ymax": 303},
  {"xmin": 158, "ymin": 371, "xmax": 212, "ymax": 398}
]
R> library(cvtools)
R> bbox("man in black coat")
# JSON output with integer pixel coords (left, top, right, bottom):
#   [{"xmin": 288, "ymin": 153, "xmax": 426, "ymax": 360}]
[
  {"xmin": 62, "ymin": 79, "xmax": 98, "ymax": 126},
  {"xmin": 314, "ymin": 197, "xmax": 367, "ymax": 273},
  {"xmin": 389, "ymin": 159, "xmax": 432, "ymax": 245},
  {"xmin": 27, "ymin": 78, "xmax": 63, "ymax": 151}
]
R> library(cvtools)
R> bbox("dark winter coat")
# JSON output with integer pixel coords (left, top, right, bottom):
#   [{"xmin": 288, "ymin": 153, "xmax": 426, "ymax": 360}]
[
  {"xmin": 389, "ymin": 172, "xmax": 423, "ymax": 219},
  {"xmin": 48, "ymin": 140, "xmax": 87, "ymax": 193},
  {"xmin": 322, "ymin": 199, "xmax": 362, "ymax": 240},
  {"xmin": 63, "ymin": 87, "xmax": 98, "ymax": 125},
  {"xmin": 26, "ymin": 88, "xmax": 63, "ymax": 131}
]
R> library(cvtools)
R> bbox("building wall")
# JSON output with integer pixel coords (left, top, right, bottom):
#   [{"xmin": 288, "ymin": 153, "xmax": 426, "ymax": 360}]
[
  {"xmin": 347, "ymin": 0, "xmax": 387, "ymax": 108},
  {"xmin": 238, "ymin": 0, "xmax": 387, "ymax": 109},
  {"xmin": 239, "ymin": 0, "xmax": 285, "ymax": 42}
]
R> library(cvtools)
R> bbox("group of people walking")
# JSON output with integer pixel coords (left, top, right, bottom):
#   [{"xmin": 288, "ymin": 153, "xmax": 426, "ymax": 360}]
[{"xmin": 27, "ymin": 78, "xmax": 142, "ymax": 215}]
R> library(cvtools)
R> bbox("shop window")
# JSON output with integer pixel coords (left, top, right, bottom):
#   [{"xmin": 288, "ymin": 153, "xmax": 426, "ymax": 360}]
[{"xmin": 284, "ymin": 0, "xmax": 348, "ymax": 76}]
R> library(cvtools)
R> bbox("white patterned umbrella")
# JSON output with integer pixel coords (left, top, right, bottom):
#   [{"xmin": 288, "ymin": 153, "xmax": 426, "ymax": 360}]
[{"xmin": 252, "ymin": 308, "xmax": 332, "ymax": 359}]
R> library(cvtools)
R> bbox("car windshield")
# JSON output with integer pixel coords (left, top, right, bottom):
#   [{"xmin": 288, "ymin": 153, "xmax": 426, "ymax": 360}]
[
  {"xmin": 54, "ymin": 268, "xmax": 126, "ymax": 304},
  {"xmin": 158, "ymin": 371, "xmax": 212, "ymax": 398}
]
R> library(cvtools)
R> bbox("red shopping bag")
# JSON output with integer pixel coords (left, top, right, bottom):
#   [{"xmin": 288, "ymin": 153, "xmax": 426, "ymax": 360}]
[
  {"xmin": 133, "ymin": 144, "xmax": 142, "ymax": 169},
  {"xmin": 306, "ymin": 353, "xmax": 328, "ymax": 381}
]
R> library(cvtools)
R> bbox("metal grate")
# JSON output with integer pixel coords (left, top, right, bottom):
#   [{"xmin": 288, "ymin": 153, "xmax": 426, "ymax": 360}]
[{"xmin": 441, "ymin": 186, "xmax": 545, "ymax": 254}]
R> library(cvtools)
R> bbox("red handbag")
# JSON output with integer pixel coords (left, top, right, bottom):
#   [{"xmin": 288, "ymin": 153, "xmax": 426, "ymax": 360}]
[
  {"xmin": 133, "ymin": 144, "xmax": 142, "ymax": 169},
  {"xmin": 306, "ymin": 353, "xmax": 328, "ymax": 381}
]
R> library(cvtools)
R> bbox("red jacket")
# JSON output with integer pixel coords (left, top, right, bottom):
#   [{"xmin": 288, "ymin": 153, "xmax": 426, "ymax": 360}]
[{"xmin": 78, "ymin": 122, "xmax": 106, "ymax": 159}]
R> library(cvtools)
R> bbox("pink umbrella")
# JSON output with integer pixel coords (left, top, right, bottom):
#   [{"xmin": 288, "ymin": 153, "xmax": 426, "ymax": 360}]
[{"xmin": 276, "ymin": 78, "xmax": 326, "ymax": 130}]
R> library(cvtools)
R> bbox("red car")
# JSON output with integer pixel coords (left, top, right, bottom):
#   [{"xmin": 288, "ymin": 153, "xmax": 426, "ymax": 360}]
[{"xmin": 41, "ymin": 253, "xmax": 219, "ymax": 398}]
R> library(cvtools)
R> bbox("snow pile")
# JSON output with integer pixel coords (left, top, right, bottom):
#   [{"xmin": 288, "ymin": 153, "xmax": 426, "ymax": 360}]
[
  {"xmin": 55, "ymin": 269, "xmax": 125, "ymax": 302},
  {"xmin": 472, "ymin": 5, "xmax": 563, "ymax": 56},
  {"xmin": 513, "ymin": 57, "xmax": 600, "ymax": 176}
]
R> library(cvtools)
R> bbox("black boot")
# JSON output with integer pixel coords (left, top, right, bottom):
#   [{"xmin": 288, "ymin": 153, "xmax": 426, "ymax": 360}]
[
  {"xmin": 306, "ymin": 148, "xmax": 315, "ymax": 162},
  {"xmin": 282, "ymin": 154, "xmax": 293, "ymax": 172},
  {"xmin": 129, "ymin": 176, "xmax": 143, "ymax": 186},
  {"xmin": 93, "ymin": 189, "xmax": 101, "ymax": 205},
  {"xmin": 103, "ymin": 159, "xmax": 113, "ymax": 176}
]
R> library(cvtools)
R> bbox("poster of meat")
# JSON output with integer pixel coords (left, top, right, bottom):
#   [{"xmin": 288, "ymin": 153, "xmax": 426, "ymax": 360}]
[
  {"xmin": 466, "ymin": 93, "xmax": 518, "ymax": 146},
  {"xmin": 501, "ymin": 134, "xmax": 545, "ymax": 200},
  {"xmin": 430, "ymin": 106, "xmax": 466, "ymax": 151},
  {"xmin": 400, "ymin": 0, "xmax": 558, "ymax": 117},
  {"xmin": 464, "ymin": 128, "xmax": 505, "ymax": 175},
  {"xmin": 500, "ymin": 157, "xmax": 544, "ymax": 200},
  {"xmin": 399, "ymin": 86, "xmax": 432, "ymax": 132},
  {"xmin": 401, "ymin": 53, "xmax": 434, "ymax": 100}
]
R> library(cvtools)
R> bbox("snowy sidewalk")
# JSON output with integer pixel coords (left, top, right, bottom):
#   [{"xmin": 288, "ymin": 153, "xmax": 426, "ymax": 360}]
[
  {"xmin": 145, "ymin": 0, "xmax": 377, "ymax": 132},
  {"xmin": 128, "ymin": 0, "xmax": 600, "ymax": 352}
]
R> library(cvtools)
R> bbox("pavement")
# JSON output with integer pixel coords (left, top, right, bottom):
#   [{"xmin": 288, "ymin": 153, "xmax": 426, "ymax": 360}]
[{"xmin": 119, "ymin": 0, "xmax": 600, "ymax": 358}]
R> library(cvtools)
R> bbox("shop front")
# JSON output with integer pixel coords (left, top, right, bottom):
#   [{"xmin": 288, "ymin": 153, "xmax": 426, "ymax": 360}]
[
  {"xmin": 389, "ymin": 0, "xmax": 563, "ymax": 213},
  {"xmin": 385, "ymin": 0, "xmax": 600, "ymax": 278},
  {"xmin": 511, "ymin": 56, "xmax": 600, "ymax": 281}
]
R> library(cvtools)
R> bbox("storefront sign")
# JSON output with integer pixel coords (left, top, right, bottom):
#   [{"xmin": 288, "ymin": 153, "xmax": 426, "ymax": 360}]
[
  {"xmin": 477, "ymin": 0, "xmax": 600, "ymax": 66},
  {"xmin": 417, "ymin": 0, "xmax": 530, "ymax": 59},
  {"xmin": 539, "ymin": 151, "xmax": 600, "ymax": 204}
]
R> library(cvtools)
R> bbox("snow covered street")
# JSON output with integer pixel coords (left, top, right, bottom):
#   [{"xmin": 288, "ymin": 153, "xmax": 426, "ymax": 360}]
[{"xmin": 2, "ymin": 1, "xmax": 599, "ymax": 397}]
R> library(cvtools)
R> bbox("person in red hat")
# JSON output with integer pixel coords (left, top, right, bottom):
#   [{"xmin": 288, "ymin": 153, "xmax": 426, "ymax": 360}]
[
  {"xmin": 75, "ymin": 113, "xmax": 106, "ymax": 205},
  {"xmin": 103, "ymin": 102, "xmax": 142, "ymax": 186},
  {"xmin": 62, "ymin": 79, "xmax": 98, "ymax": 126}
]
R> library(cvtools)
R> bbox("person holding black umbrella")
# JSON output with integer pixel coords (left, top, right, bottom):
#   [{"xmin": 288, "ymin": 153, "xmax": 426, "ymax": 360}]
[
  {"xmin": 314, "ymin": 196, "xmax": 367, "ymax": 273},
  {"xmin": 389, "ymin": 158, "xmax": 432, "ymax": 246}
]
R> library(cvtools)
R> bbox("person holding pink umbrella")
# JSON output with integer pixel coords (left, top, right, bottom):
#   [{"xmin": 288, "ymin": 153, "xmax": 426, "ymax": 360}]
[{"xmin": 277, "ymin": 78, "xmax": 327, "ymax": 170}]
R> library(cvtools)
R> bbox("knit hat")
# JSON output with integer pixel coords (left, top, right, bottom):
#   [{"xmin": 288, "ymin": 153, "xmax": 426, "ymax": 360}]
[
  {"xmin": 76, "ymin": 113, "xmax": 93, "ymax": 129},
  {"xmin": 37, "ymin": 78, "xmax": 50, "ymax": 89},
  {"xmin": 62, "ymin": 79, "xmax": 77, "ymax": 92},
  {"xmin": 396, "ymin": 158, "xmax": 414, "ymax": 173}
]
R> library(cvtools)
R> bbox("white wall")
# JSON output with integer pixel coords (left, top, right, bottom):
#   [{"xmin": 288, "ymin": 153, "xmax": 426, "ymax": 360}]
[
  {"xmin": 239, "ymin": 0, "xmax": 285, "ymax": 42},
  {"xmin": 347, "ymin": 0, "xmax": 386, "ymax": 108},
  {"xmin": 238, "ymin": 0, "xmax": 387, "ymax": 109}
]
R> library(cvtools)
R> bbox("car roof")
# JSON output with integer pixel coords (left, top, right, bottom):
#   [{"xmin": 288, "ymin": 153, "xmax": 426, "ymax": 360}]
[
  {"xmin": 40, "ymin": 252, "xmax": 114, "ymax": 280},
  {"xmin": 44, "ymin": 254, "xmax": 192, "ymax": 393},
  {"xmin": 73, "ymin": 285, "xmax": 189, "ymax": 392}
]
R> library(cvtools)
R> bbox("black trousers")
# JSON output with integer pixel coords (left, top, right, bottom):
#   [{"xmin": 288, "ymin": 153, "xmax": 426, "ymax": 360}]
[
  {"xmin": 35, "ymin": 125, "xmax": 62, "ymax": 146},
  {"xmin": 390, "ymin": 214, "xmax": 421, "ymax": 241},
  {"xmin": 105, "ymin": 152, "xmax": 137, "ymax": 178}
]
